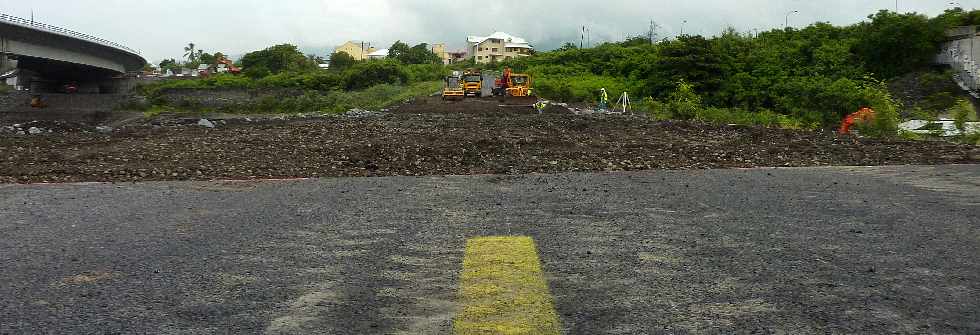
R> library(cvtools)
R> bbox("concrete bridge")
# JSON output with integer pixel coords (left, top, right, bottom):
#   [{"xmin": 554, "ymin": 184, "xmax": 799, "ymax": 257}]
[{"xmin": 0, "ymin": 13, "xmax": 145, "ymax": 93}]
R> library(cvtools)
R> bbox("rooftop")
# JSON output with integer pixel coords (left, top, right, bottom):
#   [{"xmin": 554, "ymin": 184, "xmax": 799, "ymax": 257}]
[
  {"xmin": 367, "ymin": 48, "xmax": 389, "ymax": 57},
  {"xmin": 467, "ymin": 32, "xmax": 531, "ymax": 48}
]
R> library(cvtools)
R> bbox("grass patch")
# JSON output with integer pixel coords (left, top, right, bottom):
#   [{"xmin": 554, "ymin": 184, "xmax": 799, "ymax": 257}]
[{"xmin": 148, "ymin": 81, "xmax": 440, "ymax": 116}]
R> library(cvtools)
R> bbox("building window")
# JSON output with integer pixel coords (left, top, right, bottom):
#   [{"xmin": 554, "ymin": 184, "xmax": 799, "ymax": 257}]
[
  {"xmin": 477, "ymin": 56, "xmax": 482, "ymax": 60},
  {"xmin": 492, "ymin": 48, "xmax": 498, "ymax": 52}
]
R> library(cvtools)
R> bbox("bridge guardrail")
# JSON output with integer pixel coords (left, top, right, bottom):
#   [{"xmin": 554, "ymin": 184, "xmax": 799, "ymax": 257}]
[{"xmin": 0, "ymin": 13, "xmax": 141, "ymax": 56}]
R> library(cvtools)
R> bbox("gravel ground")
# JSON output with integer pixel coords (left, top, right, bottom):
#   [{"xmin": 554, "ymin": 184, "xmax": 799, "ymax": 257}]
[{"xmin": 0, "ymin": 97, "xmax": 977, "ymax": 184}]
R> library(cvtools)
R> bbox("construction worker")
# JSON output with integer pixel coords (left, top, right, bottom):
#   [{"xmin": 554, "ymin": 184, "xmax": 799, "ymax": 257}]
[
  {"xmin": 598, "ymin": 88, "xmax": 609, "ymax": 110},
  {"xmin": 534, "ymin": 100, "xmax": 547, "ymax": 114}
]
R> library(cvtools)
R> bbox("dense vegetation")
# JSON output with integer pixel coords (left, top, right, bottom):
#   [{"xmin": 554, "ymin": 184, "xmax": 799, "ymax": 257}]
[
  {"xmin": 142, "ymin": 8, "xmax": 980, "ymax": 139},
  {"xmin": 486, "ymin": 10, "xmax": 980, "ymax": 131},
  {"xmin": 140, "ymin": 41, "xmax": 446, "ymax": 115}
]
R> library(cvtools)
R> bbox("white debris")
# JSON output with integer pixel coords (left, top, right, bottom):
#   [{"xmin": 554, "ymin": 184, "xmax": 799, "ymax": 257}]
[
  {"xmin": 27, "ymin": 127, "xmax": 43, "ymax": 135},
  {"xmin": 197, "ymin": 119, "xmax": 216, "ymax": 128},
  {"xmin": 900, "ymin": 119, "xmax": 980, "ymax": 137},
  {"xmin": 343, "ymin": 108, "xmax": 384, "ymax": 118},
  {"xmin": 95, "ymin": 126, "xmax": 113, "ymax": 133}
]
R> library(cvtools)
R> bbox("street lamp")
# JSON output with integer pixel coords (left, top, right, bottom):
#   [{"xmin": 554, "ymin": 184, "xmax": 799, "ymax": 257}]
[
  {"xmin": 680, "ymin": 20, "xmax": 688, "ymax": 36},
  {"xmin": 785, "ymin": 10, "xmax": 799, "ymax": 29}
]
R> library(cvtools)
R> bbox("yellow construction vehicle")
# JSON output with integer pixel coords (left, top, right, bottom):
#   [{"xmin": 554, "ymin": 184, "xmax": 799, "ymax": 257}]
[
  {"xmin": 463, "ymin": 69, "xmax": 483, "ymax": 97},
  {"xmin": 499, "ymin": 68, "xmax": 533, "ymax": 97},
  {"xmin": 506, "ymin": 73, "xmax": 533, "ymax": 97},
  {"xmin": 442, "ymin": 72, "xmax": 464, "ymax": 100}
]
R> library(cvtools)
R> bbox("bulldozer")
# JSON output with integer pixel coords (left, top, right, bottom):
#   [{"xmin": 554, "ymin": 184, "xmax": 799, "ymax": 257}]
[
  {"xmin": 462, "ymin": 69, "xmax": 483, "ymax": 97},
  {"xmin": 442, "ymin": 71, "xmax": 464, "ymax": 100}
]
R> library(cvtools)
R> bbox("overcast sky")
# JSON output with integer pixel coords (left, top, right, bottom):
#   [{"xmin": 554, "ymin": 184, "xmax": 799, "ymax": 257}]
[{"xmin": 1, "ymin": 0, "xmax": 975, "ymax": 63}]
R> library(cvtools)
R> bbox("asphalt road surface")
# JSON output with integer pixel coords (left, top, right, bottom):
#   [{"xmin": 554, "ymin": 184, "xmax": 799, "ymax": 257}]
[{"xmin": 2, "ymin": 165, "xmax": 978, "ymax": 334}]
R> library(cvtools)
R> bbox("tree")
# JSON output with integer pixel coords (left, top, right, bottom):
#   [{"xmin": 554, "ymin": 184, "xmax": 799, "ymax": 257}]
[
  {"xmin": 406, "ymin": 43, "xmax": 443, "ymax": 64},
  {"xmin": 343, "ymin": 59, "xmax": 409, "ymax": 89},
  {"xmin": 852, "ymin": 11, "xmax": 944, "ymax": 78},
  {"xmin": 240, "ymin": 44, "xmax": 316, "ymax": 77},
  {"xmin": 198, "ymin": 52, "xmax": 217, "ymax": 65},
  {"xmin": 183, "ymin": 43, "xmax": 198, "ymax": 62},
  {"xmin": 329, "ymin": 51, "xmax": 357, "ymax": 70},
  {"xmin": 620, "ymin": 36, "xmax": 652, "ymax": 48},
  {"xmin": 558, "ymin": 42, "xmax": 578, "ymax": 52},
  {"xmin": 647, "ymin": 35, "xmax": 723, "ymax": 98},
  {"xmin": 159, "ymin": 58, "xmax": 180, "ymax": 73},
  {"xmin": 387, "ymin": 41, "xmax": 441, "ymax": 64},
  {"xmin": 307, "ymin": 54, "xmax": 326, "ymax": 65},
  {"xmin": 388, "ymin": 41, "xmax": 411, "ymax": 62}
]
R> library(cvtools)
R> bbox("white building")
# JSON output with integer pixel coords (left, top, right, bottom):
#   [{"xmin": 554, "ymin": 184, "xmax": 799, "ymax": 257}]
[
  {"xmin": 466, "ymin": 32, "xmax": 533, "ymax": 64},
  {"xmin": 366, "ymin": 48, "xmax": 389, "ymax": 60}
]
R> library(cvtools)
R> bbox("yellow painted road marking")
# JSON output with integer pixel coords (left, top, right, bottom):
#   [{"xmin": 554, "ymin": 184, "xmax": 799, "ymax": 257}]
[{"xmin": 454, "ymin": 236, "xmax": 561, "ymax": 335}]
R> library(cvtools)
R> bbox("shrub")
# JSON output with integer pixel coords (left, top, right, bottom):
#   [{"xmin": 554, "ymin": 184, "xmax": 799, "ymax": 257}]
[
  {"xmin": 854, "ymin": 77, "xmax": 901, "ymax": 137},
  {"xmin": 666, "ymin": 80, "xmax": 703, "ymax": 120},
  {"xmin": 533, "ymin": 74, "xmax": 637, "ymax": 103},
  {"xmin": 952, "ymin": 99, "xmax": 972, "ymax": 133},
  {"xmin": 343, "ymin": 60, "xmax": 410, "ymax": 90},
  {"xmin": 404, "ymin": 64, "xmax": 446, "ymax": 83}
]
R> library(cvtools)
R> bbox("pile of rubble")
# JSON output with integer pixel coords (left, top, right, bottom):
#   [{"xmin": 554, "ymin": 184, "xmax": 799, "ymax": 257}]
[
  {"xmin": 0, "ymin": 121, "xmax": 106, "ymax": 135},
  {"xmin": 340, "ymin": 108, "xmax": 386, "ymax": 119}
]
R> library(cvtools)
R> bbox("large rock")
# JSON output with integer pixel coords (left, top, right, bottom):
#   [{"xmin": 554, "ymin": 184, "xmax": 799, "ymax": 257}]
[{"xmin": 197, "ymin": 119, "xmax": 216, "ymax": 128}]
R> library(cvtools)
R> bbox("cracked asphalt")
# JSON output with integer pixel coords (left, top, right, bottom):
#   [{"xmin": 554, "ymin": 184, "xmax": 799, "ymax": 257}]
[{"xmin": 1, "ymin": 165, "xmax": 978, "ymax": 334}]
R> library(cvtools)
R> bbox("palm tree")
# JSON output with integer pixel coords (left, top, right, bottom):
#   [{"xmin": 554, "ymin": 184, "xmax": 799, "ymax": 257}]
[{"xmin": 183, "ymin": 43, "xmax": 197, "ymax": 62}]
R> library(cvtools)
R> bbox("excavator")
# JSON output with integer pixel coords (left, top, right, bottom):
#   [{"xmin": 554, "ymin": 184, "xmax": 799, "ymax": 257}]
[{"xmin": 498, "ymin": 68, "xmax": 533, "ymax": 97}]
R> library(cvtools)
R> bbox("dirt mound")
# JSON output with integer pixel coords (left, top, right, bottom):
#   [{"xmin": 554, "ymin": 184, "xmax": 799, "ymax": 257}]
[{"xmin": 1, "ymin": 98, "xmax": 977, "ymax": 184}]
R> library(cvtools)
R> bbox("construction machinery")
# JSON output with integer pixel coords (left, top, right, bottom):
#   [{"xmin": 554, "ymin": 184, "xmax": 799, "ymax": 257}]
[
  {"xmin": 499, "ymin": 67, "xmax": 533, "ymax": 97},
  {"xmin": 443, "ymin": 71, "xmax": 464, "ymax": 100},
  {"xmin": 216, "ymin": 56, "xmax": 242, "ymax": 75},
  {"xmin": 462, "ymin": 69, "xmax": 483, "ymax": 97},
  {"xmin": 839, "ymin": 107, "xmax": 876, "ymax": 135},
  {"xmin": 506, "ymin": 73, "xmax": 533, "ymax": 97}
]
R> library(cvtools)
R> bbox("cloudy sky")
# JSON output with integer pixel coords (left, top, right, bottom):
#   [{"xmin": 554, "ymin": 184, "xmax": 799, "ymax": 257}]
[{"xmin": 1, "ymin": 0, "xmax": 974, "ymax": 63}]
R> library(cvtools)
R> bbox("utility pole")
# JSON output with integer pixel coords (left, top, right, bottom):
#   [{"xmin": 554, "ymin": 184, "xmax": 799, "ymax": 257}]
[
  {"xmin": 30, "ymin": 9, "xmax": 34, "ymax": 24},
  {"xmin": 649, "ymin": 20, "xmax": 654, "ymax": 44},
  {"xmin": 680, "ymin": 20, "xmax": 687, "ymax": 36},
  {"xmin": 581, "ymin": 26, "xmax": 585, "ymax": 49},
  {"xmin": 785, "ymin": 10, "xmax": 799, "ymax": 29},
  {"xmin": 648, "ymin": 20, "xmax": 661, "ymax": 44}
]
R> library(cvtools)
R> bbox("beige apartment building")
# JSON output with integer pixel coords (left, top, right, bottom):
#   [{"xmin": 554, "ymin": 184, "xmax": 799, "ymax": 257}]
[
  {"xmin": 431, "ymin": 43, "xmax": 449, "ymax": 64},
  {"xmin": 334, "ymin": 41, "xmax": 376, "ymax": 61},
  {"xmin": 466, "ymin": 32, "xmax": 533, "ymax": 64}
]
